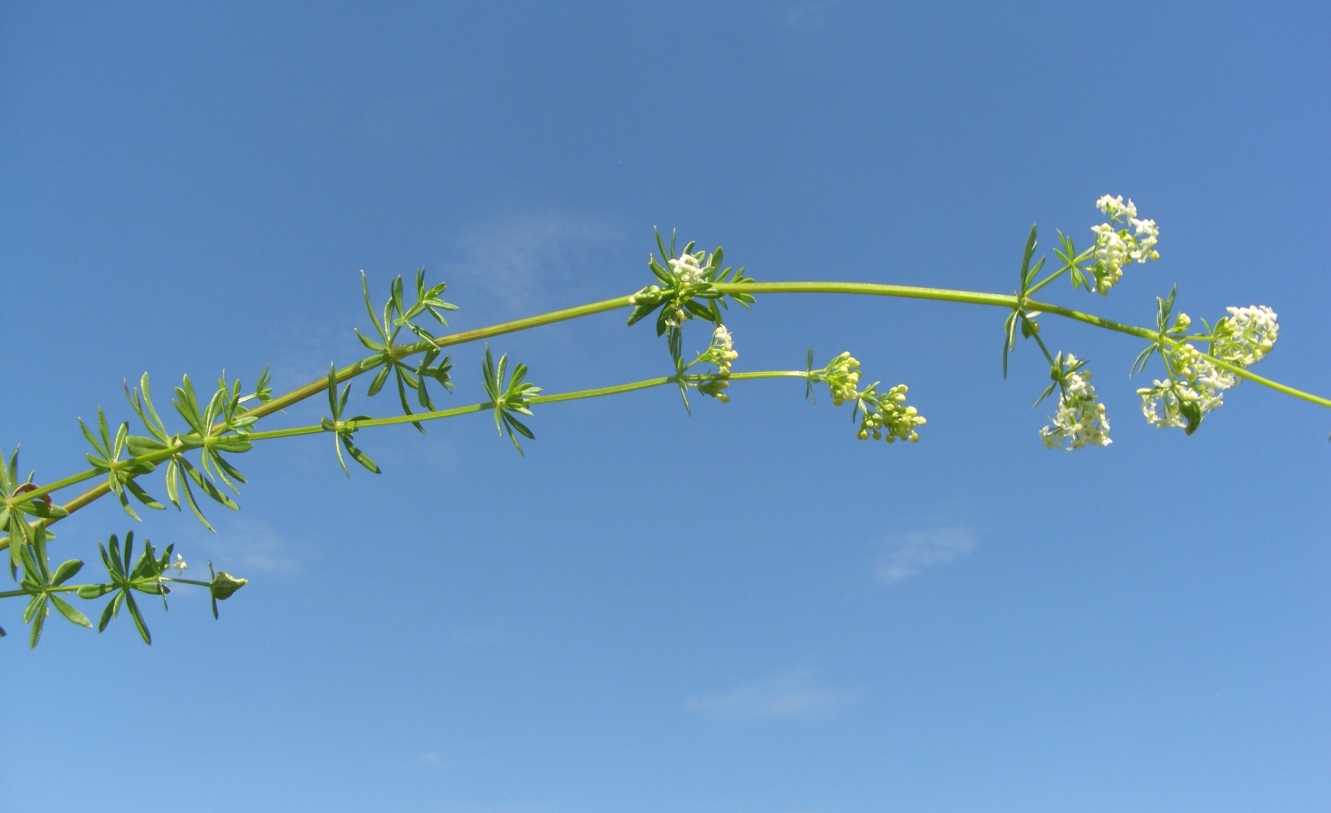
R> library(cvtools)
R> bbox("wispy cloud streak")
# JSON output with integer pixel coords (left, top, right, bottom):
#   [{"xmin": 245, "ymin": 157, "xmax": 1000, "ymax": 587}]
[
  {"xmin": 688, "ymin": 669, "xmax": 852, "ymax": 721},
  {"xmin": 450, "ymin": 213, "xmax": 619, "ymax": 313},
  {"xmin": 195, "ymin": 519, "xmax": 302, "ymax": 575},
  {"xmin": 876, "ymin": 526, "xmax": 977, "ymax": 583}
]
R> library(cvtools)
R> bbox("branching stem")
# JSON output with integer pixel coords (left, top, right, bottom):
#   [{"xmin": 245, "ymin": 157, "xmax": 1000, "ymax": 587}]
[
  {"xmin": 10, "ymin": 279, "xmax": 1330, "ymax": 551},
  {"xmin": 0, "ymin": 369, "xmax": 811, "ymax": 551}
]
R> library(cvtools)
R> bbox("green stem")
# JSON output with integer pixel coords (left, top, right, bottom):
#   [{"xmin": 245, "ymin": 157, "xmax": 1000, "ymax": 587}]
[
  {"xmin": 0, "ymin": 368, "xmax": 812, "ymax": 551},
  {"xmin": 0, "ymin": 585, "xmax": 82, "ymax": 599},
  {"xmin": 0, "ymin": 577, "xmax": 213, "ymax": 600},
  {"xmin": 331, "ymin": 403, "xmax": 489, "ymax": 433},
  {"xmin": 14, "ymin": 280, "xmax": 1331, "ymax": 537},
  {"xmin": 1202, "ymin": 354, "xmax": 1331, "ymax": 409},
  {"xmin": 17, "ymin": 469, "xmax": 101, "ymax": 500},
  {"xmin": 1028, "ymin": 328, "xmax": 1057, "ymax": 367},
  {"xmin": 243, "ymin": 294, "xmax": 636, "ymax": 422},
  {"xmin": 1025, "ymin": 267, "xmax": 1067, "ymax": 297}
]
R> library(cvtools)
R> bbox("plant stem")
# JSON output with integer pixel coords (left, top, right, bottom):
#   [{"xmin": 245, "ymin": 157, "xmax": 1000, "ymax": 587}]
[
  {"xmin": 1, "ymin": 369, "xmax": 812, "ymax": 551},
  {"xmin": 242, "ymin": 294, "xmax": 637, "ymax": 422},
  {"xmin": 1024, "ymin": 268, "xmax": 1067, "ymax": 297},
  {"xmin": 11, "ymin": 279, "xmax": 1331, "ymax": 542}
]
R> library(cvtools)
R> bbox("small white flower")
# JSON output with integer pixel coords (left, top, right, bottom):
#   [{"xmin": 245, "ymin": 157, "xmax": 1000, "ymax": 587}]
[
  {"xmin": 706, "ymin": 324, "xmax": 739, "ymax": 377},
  {"xmin": 1214, "ymin": 305, "xmax": 1278, "ymax": 367},
  {"xmin": 1039, "ymin": 355, "xmax": 1112, "ymax": 450},
  {"xmin": 1090, "ymin": 195, "xmax": 1160, "ymax": 294},
  {"xmin": 668, "ymin": 253, "xmax": 706, "ymax": 286},
  {"xmin": 1137, "ymin": 342, "xmax": 1234, "ymax": 429},
  {"xmin": 1096, "ymin": 195, "xmax": 1137, "ymax": 221}
]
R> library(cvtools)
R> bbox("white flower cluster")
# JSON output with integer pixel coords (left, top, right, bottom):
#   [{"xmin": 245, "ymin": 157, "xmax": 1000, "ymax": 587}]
[
  {"xmin": 1091, "ymin": 195, "xmax": 1160, "ymax": 294},
  {"xmin": 167, "ymin": 553, "xmax": 187, "ymax": 574},
  {"xmin": 1214, "ymin": 305, "xmax": 1278, "ymax": 367},
  {"xmin": 1039, "ymin": 356, "xmax": 1112, "ymax": 450},
  {"xmin": 698, "ymin": 325, "xmax": 740, "ymax": 402},
  {"xmin": 1137, "ymin": 305, "xmax": 1278, "ymax": 429},
  {"xmin": 668, "ymin": 252, "xmax": 707, "ymax": 286},
  {"xmin": 709, "ymin": 325, "xmax": 738, "ymax": 376}
]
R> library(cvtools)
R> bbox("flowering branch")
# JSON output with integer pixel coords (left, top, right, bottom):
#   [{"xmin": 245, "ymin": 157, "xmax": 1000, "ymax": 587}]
[{"xmin": 3, "ymin": 195, "xmax": 1326, "ymax": 646}]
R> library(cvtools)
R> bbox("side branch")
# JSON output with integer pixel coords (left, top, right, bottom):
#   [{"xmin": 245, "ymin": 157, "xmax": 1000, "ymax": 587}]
[{"xmin": 18, "ymin": 280, "xmax": 1331, "ymax": 537}]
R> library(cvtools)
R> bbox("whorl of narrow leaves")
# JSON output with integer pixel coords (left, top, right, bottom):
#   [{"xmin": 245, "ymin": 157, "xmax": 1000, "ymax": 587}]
[
  {"xmin": 1, "ymin": 447, "xmax": 68, "ymax": 574},
  {"xmin": 625, "ymin": 230, "xmax": 755, "ymax": 411},
  {"xmin": 17, "ymin": 535, "xmax": 91, "ymax": 647},
  {"xmin": 355, "ymin": 270, "xmax": 457, "ymax": 432},
  {"xmin": 481, "ymin": 346, "xmax": 541, "ymax": 455},
  {"xmin": 121, "ymin": 371, "xmax": 259, "ymax": 531},
  {"xmin": 0, "ymin": 529, "xmax": 246, "ymax": 646},
  {"xmin": 321, "ymin": 365, "xmax": 381, "ymax": 476}
]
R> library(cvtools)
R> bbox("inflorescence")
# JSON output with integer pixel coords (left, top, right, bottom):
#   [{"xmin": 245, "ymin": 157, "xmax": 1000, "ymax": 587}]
[
  {"xmin": 1137, "ymin": 305, "xmax": 1279, "ymax": 430},
  {"xmin": 4, "ymin": 195, "xmax": 1314, "ymax": 647},
  {"xmin": 1039, "ymin": 354, "xmax": 1111, "ymax": 450},
  {"xmin": 1091, "ymin": 195, "xmax": 1160, "ymax": 295}
]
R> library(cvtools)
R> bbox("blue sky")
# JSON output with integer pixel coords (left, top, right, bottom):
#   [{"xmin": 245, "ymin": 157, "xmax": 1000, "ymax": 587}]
[{"xmin": 2, "ymin": 2, "xmax": 1329, "ymax": 811}]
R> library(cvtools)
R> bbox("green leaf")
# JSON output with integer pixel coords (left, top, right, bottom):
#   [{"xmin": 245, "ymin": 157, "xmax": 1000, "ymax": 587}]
[
  {"xmin": 51, "ymin": 558, "xmax": 83, "ymax": 586},
  {"xmin": 182, "ymin": 458, "xmax": 239, "ymax": 510},
  {"xmin": 78, "ymin": 416, "xmax": 108, "ymax": 458},
  {"xmin": 505, "ymin": 413, "xmax": 535, "ymax": 442},
  {"xmin": 97, "ymin": 408, "xmax": 114, "ymax": 457},
  {"xmin": 24, "ymin": 499, "xmax": 69, "ymax": 520},
  {"xmin": 625, "ymin": 299, "xmax": 662, "ymax": 327},
  {"xmin": 1002, "ymin": 310, "xmax": 1019, "ymax": 379},
  {"xmin": 1033, "ymin": 382, "xmax": 1058, "ymax": 408},
  {"xmin": 125, "ymin": 592, "xmax": 151, "ymax": 645},
  {"xmin": 51, "ymin": 595, "xmax": 92, "ymax": 628},
  {"xmin": 97, "ymin": 592, "xmax": 122, "ymax": 632},
  {"xmin": 126, "ymin": 435, "xmax": 168, "ymax": 457},
  {"xmin": 361, "ymin": 271, "xmax": 389, "ymax": 342},
  {"xmin": 804, "ymin": 346, "xmax": 816, "ymax": 401},
  {"xmin": 1131, "ymin": 343, "xmax": 1157, "ymax": 376},
  {"xmin": 649, "ymin": 258, "xmax": 674, "ymax": 286},
  {"xmin": 77, "ymin": 583, "xmax": 114, "ymax": 600},
  {"xmin": 114, "ymin": 482, "xmax": 143, "ymax": 522},
  {"xmin": 1156, "ymin": 284, "xmax": 1179, "ymax": 332},
  {"xmin": 1018, "ymin": 223, "xmax": 1039, "ymax": 292},
  {"xmin": 210, "ymin": 439, "xmax": 253, "ymax": 454},
  {"xmin": 28, "ymin": 597, "xmax": 47, "ymax": 648},
  {"xmin": 367, "ymin": 363, "xmax": 391, "ymax": 396},
  {"xmin": 174, "ymin": 375, "xmax": 206, "ymax": 435},
  {"xmin": 355, "ymin": 329, "xmax": 385, "ymax": 352},
  {"xmin": 340, "ymin": 435, "xmax": 381, "ymax": 474},
  {"xmin": 124, "ymin": 478, "xmax": 165, "ymax": 511},
  {"xmin": 174, "ymin": 464, "xmax": 217, "ymax": 532}
]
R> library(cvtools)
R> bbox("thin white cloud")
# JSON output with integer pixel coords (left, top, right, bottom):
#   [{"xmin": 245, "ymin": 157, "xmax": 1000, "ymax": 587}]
[
  {"xmin": 688, "ymin": 669, "xmax": 852, "ymax": 721},
  {"xmin": 785, "ymin": 2, "xmax": 830, "ymax": 28},
  {"xmin": 448, "ymin": 212, "xmax": 620, "ymax": 313},
  {"xmin": 451, "ymin": 624, "xmax": 508, "ymax": 646},
  {"xmin": 194, "ymin": 518, "xmax": 302, "ymax": 575},
  {"xmin": 876, "ymin": 526, "xmax": 977, "ymax": 584}
]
